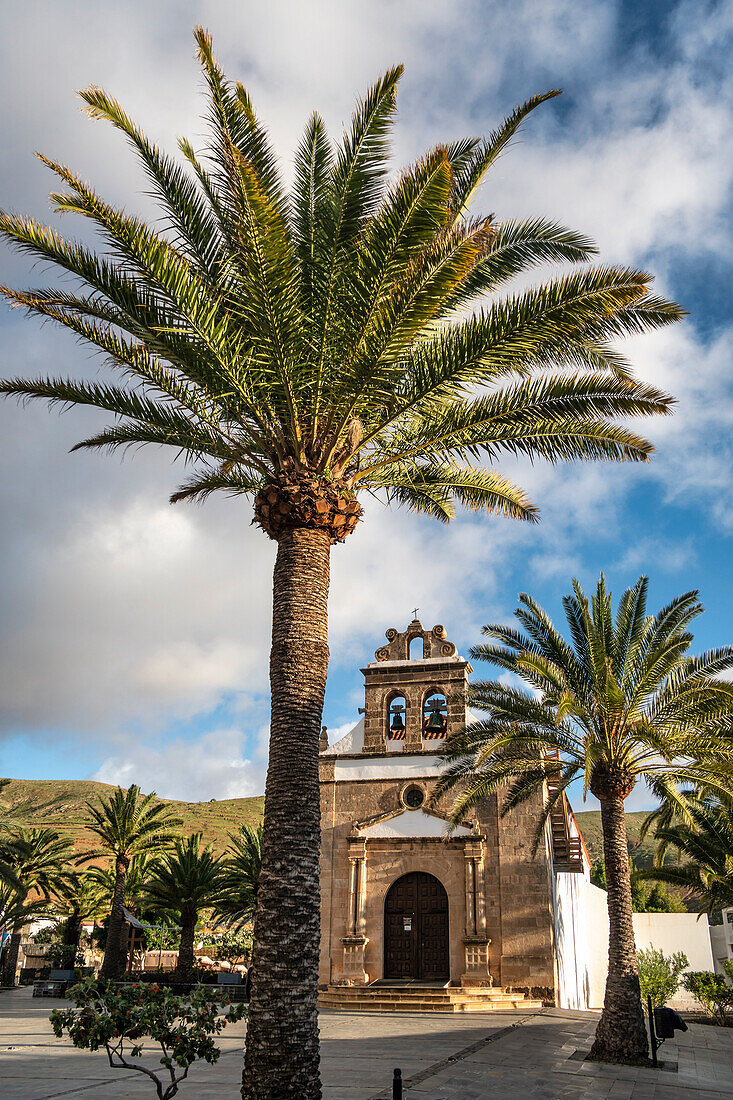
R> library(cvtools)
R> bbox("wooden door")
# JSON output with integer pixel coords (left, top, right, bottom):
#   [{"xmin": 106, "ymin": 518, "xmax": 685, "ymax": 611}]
[{"xmin": 383, "ymin": 871, "xmax": 449, "ymax": 980}]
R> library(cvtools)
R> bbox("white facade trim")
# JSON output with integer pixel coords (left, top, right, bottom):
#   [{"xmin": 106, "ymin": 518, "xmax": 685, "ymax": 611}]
[
  {"xmin": 333, "ymin": 754, "xmax": 442, "ymax": 781},
  {"xmin": 358, "ymin": 808, "xmax": 471, "ymax": 839}
]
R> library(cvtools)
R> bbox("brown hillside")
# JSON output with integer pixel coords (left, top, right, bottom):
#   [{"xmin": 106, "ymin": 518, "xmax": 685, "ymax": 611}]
[
  {"xmin": 1, "ymin": 778, "xmax": 264, "ymax": 857},
  {"xmin": 573, "ymin": 810, "xmax": 657, "ymax": 868}
]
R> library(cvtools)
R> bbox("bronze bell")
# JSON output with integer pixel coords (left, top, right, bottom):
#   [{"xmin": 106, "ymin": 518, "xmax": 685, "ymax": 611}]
[
  {"xmin": 390, "ymin": 711, "xmax": 405, "ymax": 732},
  {"xmin": 425, "ymin": 709, "xmax": 446, "ymax": 732}
]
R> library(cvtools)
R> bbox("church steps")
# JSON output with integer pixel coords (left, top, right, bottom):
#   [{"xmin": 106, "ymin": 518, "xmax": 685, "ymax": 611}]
[{"xmin": 318, "ymin": 985, "xmax": 543, "ymax": 1012}]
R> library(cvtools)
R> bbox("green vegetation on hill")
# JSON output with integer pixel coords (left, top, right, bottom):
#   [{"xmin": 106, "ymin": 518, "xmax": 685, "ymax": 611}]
[
  {"xmin": 1, "ymin": 778, "xmax": 264, "ymax": 857},
  {"xmin": 574, "ymin": 810, "xmax": 656, "ymax": 868},
  {"xmin": 0, "ymin": 781, "xmax": 689, "ymax": 899}
]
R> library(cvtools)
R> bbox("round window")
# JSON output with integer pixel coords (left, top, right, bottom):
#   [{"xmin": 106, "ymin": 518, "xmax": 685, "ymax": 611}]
[{"xmin": 404, "ymin": 786, "xmax": 425, "ymax": 809}]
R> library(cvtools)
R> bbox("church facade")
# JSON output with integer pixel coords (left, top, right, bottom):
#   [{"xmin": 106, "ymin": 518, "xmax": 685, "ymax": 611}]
[{"xmin": 318, "ymin": 618, "xmax": 590, "ymax": 1003}]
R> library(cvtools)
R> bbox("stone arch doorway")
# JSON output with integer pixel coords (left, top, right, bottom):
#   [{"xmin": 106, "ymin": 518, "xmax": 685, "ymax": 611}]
[{"xmin": 383, "ymin": 871, "xmax": 449, "ymax": 980}]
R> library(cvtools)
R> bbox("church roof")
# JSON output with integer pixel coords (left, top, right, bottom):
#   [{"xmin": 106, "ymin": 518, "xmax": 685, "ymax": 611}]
[{"xmin": 321, "ymin": 716, "xmax": 364, "ymax": 755}]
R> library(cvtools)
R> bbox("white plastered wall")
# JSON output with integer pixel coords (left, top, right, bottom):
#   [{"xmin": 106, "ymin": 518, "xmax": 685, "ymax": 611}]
[{"xmin": 553, "ymin": 874, "xmax": 716, "ymax": 1010}]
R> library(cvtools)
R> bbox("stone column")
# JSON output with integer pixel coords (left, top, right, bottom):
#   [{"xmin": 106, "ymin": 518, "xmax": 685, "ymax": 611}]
[
  {"xmin": 346, "ymin": 856, "xmax": 359, "ymax": 935},
  {"xmin": 356, "ymin": 848, "xmax": 368, "ymax": 937},
  {"xmin": 461, "ymin": 839, "xmax": 492, "ymax": 987},
  {"xmin": 464, "ymin": 850, "xmax": 476, "ymax": 936},
  {"xmin": 404, "ymin": 688, "xmax": 422, "ymax": 752},
  {"xmin": 338, "ymin": 838, "xmax": 369, "ymax": 985},
  {"xmin": 474, "ymin": 851, "xmax": 487, "ymax": 935}
]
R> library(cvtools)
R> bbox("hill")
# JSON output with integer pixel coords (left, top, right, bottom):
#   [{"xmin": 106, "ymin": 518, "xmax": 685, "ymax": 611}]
[
  {"xmin": 1, "ymin": 778, "xmax": 264, "ymax": 856},
  {"xmin": 1, "ymin": 779, "xmax": 673, "ymax": 874},
  {"xmin": 574, "ymin": 810, "xmax": 657, "ymax": 868}
]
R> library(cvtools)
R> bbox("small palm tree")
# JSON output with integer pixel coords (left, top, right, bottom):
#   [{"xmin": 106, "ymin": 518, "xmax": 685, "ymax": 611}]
[
  {"xmin": 638, "ymin": 799, "xmax": 733, "ymax": 915},
  {"xmin": 0, "ymin": 828, "xmax": 73, "ymax": 985},
  {"xmin": 51, "ymin": 870, "xmax": 107, "ymax": 955},
  {"xmin": 0, "ymin": 27, "xmax": 683, "ymax": 1093},
  {"xmin": 213, "ymin": 824, "xmax": 263, "ymax": 930},
  {"xmin": 434, "ymin": 575, "xmax": 733, "ymax": 1064},
  {"xmin": 86, "ymin": 852, "xmax": 155, "ymax": 911},
  {"xmin": 144, "ymin": 834, "xmax": 223, "ymax": 981},
  {"xmin": 80, "ymin": 785, "xmax": 181, "ymax": 979}
]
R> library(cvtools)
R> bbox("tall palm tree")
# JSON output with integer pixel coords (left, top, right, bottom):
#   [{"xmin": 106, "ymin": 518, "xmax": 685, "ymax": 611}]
[
  {"xmin": 638, "ymin": 799, "xmax": 733, "ymax": 915},
  {"xmin": 80, "ymin": 785, "xmax": 181, "ymax": 979},
  {"xmin": 86, "ymin": 853, "xmax": 159, "ymax": 973},
  {"xmin": 434, "ymin": 576, "xmax": 733, "ymax": 1064},
  {"xmin": 0, "ymin": 828, "xmax": 73, "ymax": 985},
  {"xmin": 143, "ymin": 833, "xmax": 223, "ymax": 981},
  {"xmin": 0, "ymin": 28, "xmax": 683, "ymax": 1096},
  {"xmin": 212, "ymin": 823, "xmax": 263, "ymax": 930}
]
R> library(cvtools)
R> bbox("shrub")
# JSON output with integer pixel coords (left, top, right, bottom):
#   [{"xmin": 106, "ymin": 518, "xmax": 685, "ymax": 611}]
[
  {"xmin": 636, "ymin": 946, "xmax": 688, "ymax": 1008},
  {"xmin": 50, "ymin": 977, "xmax": 246, "ymax": 1099},
  {"xmin": 47, "ymin": 943, "xmax": 82, "ymax": 970},
  {"xmin": 682, "ymin": 963, "xmax": 733, "ymax": 1025}
]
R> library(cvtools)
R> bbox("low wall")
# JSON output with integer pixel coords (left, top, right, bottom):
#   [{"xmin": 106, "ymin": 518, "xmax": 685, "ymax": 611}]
[{"xmin": 554, "ymin": 873, "xmax": 714, "ymax": 1010}]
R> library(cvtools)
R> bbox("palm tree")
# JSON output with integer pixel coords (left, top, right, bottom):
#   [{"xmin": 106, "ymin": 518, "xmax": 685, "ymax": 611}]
[
  {"xmin": 434, "ymin": 575, "xmax": 733, "ymax": 1064},
  {"xmin": 86, "ymin": 853, "xmax": 159, "ymax": 973},
  {"xmin": 638, "ymin": 799, "xmax": 733, "ymax": 915},
  {"xmin": 0, "ymin": 27, "xmax": 683, "ymax": 1095},
  {"xmin": 0, "ymin": 828, "xmax": 73, "ymax": 985},
  {"xmin": 213, "ymin": 823, "xmax": 262, "ymax": 930},
  {"xmin": 80, "ymin": 785, "xmax": 181, "ymax": 979},
  {"xmin": 51, "ymin": 870, "xmax": 107, "ymax": 955},
  {"xmin": 143, "ymin": 834, "xmax": 223, "ymax": 981}
]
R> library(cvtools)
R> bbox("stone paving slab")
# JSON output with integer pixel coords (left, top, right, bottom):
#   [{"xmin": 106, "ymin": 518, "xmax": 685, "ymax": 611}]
[{"xmin": 2, "ymin": 989, "xmax": 733, "ymax": 1099}]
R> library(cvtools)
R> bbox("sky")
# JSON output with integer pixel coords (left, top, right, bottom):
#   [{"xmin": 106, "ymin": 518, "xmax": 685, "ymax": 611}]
[{"xmin": 0, "ymin": 0, "xmax": 731, "ymax": 813}]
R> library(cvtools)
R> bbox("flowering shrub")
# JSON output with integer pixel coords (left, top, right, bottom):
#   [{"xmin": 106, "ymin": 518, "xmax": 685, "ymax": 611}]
[{"xmin": 50, "ymin": 977, "xmax": 246, "ymax": 1099}]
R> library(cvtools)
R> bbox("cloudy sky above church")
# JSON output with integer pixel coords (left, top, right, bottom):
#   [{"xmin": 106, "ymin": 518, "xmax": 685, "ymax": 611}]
[{"xmin": 0, "ymin": 0, "xmax": 731, "ymax": 811}]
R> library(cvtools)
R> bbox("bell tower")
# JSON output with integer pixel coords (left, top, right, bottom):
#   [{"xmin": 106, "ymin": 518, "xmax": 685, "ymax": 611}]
[{"xmin": 360, "ymin": 618, "xmax": 471, "ymax": 754}]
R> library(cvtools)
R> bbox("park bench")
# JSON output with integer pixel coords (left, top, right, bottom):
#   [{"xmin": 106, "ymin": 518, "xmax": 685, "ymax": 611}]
[{"xmin": 32, "ymin": 969, "xmax": 76, "ymax": 998}]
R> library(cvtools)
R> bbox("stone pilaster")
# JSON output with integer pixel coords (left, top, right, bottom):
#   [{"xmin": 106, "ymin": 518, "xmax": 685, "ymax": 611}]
[
  {"xmin": 461, "ymin": 840, "xmax": 492, "ymax": 986},
  {"xmin": 336, "ymin": 838, "xmax": 368, "ymax": 985}
]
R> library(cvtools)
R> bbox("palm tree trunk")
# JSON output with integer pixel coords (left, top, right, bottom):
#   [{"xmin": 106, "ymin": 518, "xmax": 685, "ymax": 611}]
[
  {"xmin": 1, "ymin": 926, "xmax": 22, "ymax": 986},
  {"xmin": 101, "ymin": 856, "xmax": 128, "ymax": 980},
  {"xmin": 176, "ymin": 912, "xmax": 197, "ymax": 982},
  {"xmin": 589, "ymin": 794, "xmax": 649, "ymax": 1063},
  {"xmin": 242, "ymin": 527, "xmax": 330, "ymax": 1100},
  {"xmin": 63, "ymin": 909, "xmax": 82, "ymax": 949}
]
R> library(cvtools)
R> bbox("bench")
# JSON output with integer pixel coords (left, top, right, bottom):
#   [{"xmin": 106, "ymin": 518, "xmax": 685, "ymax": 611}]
[
  {"xmin": 32, "ymin": 970, "xmax": 77, "ymax": 998},
  {"xmin": 216, "ymin": 972, "xmax": 242, "ymax": 986}
]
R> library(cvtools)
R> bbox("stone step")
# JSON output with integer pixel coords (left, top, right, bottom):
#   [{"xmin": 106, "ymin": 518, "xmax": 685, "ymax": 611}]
[
  {"xmin": 322, "ymin": 986, "xmax": 520, "ymax": 998},
  {"xmin": 318, "ymin": 985, "xmax": 543, "ymax": 1013},
  {"xmin": 321, "ymin": 992, "xmax": 523, "ymax": 1003},
  {"xmin": 319, "ymin": 997, "xmax": 543, "ymax": 1013}
]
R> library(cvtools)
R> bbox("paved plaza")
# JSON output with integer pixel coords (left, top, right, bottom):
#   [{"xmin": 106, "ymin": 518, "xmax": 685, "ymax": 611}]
[{"xmin": 2, "ymin": 988, "xmax": 733, "ymax": 1099}]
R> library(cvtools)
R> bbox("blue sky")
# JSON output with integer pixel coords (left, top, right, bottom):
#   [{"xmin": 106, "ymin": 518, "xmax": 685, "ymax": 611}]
[{"xmin": 0, "ymin": 0, "xmax": 731, "ymax": 811}]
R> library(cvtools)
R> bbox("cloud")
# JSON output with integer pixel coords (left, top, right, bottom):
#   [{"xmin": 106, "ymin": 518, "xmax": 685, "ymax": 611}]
[
  {"xmin": 0, "ymin": 1, "xmax": 730, "ymax": 801},
  {"xmin": 91, "ymin": 726, "xmax": 266, "ymax": 802}
]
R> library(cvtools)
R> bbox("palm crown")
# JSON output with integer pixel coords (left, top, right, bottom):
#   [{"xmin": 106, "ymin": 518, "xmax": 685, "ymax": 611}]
[
  {"xmin": 144, "ymin": 833, "xmax": 222, "ymax": 922},
  {"xmin": 0, "ymin": 28, "xmax": 682, "ymax": 539},
  {"xmin": 638, "ymin": 798, "xmax": 733, "ymax": 915},
  {"xmin": 213, "ymin": 823, "xmax": 263, "ymax": 929},
  {"xmin": 0, "ymin": 828, "xmax": 73, "ymax": 897},
  {"xmin": 82, "ymin": 784, "xmax": 182, "ymax": 867},
  {"xmin": 86, "ymin": 853, "xmax": 154, "ymax": 911},
  {"xmin": 435, "ymin": 575, "xmax": 733, "ymax": 830}
]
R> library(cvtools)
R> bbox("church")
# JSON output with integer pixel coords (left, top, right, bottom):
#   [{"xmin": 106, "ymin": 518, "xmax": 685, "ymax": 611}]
[{"xmin": 317, "ymin": 617, "xmax": 593, "ymax": 1011}]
